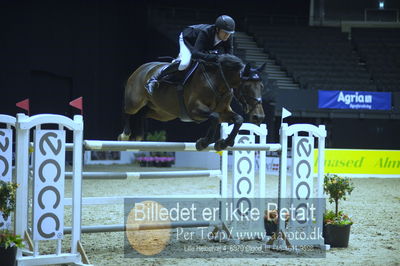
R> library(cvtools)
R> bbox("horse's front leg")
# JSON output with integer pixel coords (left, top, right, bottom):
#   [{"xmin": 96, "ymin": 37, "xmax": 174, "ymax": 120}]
[
  {"xmin": 195, "ymin": 112, "xmax": 220, "ymax": 151},
  {"xmin": 214, "ymin": 111, "xmax": 243, "ymax": 151}
]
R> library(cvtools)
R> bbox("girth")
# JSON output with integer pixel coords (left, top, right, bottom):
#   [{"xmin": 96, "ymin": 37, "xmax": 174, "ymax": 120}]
[{"xmin": 177, "ymin": 61, "xmax": 199, "ymax": 122}]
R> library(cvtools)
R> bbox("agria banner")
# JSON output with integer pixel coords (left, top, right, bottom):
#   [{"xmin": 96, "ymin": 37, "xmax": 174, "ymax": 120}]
[{"xmin": 318, "ymin": 90, "xmax": 391, "ymax": 110}]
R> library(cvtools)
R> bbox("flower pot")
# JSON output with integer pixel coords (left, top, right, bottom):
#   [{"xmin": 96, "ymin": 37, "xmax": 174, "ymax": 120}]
[
  {"xmin": 324, "ymin": 224, "xmax": 351, "ymax": 247},
  {"xmin": 0, "ymin": 245, "xmax": 17, "ymax": 266}
]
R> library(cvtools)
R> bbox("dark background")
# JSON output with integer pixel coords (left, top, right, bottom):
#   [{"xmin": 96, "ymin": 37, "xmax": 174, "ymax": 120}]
[{"xmin": 1, "ymin": 0, "xmax": 399, "ymax": 149}]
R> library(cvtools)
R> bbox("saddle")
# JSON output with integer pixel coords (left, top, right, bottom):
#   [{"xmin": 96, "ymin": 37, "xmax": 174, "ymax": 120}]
[
  {"xmin": 159, "ymin": 60, "xmax": 200, "ymax": 122},
  {"xmin": 159, "ymin": 60, "xmax": 199, "ymax": 85}
]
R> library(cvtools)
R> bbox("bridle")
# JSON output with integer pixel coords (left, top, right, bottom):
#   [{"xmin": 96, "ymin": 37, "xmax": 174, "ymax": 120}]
[
  {"xmin": 198, "ymin": 61, "xmax": 263, "ymax": 114},
  {"xmin": 235, "ymin": 69, "xmax": 263, "ymax": 114},
  {"xmin": 199, "ymin": 61, "xmax": 233, "ymax": 99}
]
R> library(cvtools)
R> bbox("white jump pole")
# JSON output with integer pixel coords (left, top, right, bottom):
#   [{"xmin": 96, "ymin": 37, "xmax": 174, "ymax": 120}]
[
  {"xmin": 83, "ymin": 140, "xmax": 281, "ymax": 152},
  {"xmin": 64, "ymin": 221, "xmax": 217, "ymax": 234},
  {"xmin": 64, "ymin": 193, "xmax": 223, "ymax": 206},
  {"xmin": 65, "ymin": 170, "xmax": 222, "ymax": 179}
]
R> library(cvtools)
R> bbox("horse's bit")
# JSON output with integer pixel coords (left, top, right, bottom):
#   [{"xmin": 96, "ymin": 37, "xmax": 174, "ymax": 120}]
[{"xmin": 234, "ymin": 70, "xmax": 263, "ymax": 114}]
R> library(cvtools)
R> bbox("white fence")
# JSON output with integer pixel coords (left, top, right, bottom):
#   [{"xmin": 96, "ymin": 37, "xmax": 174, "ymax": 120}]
[{"xmin": 1, "ymin": 113, "xmax": 327, "ymax": 265}]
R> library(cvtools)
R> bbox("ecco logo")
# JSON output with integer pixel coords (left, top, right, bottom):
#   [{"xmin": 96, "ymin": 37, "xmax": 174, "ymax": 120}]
[
  {"xmin": 0, "ymin": 130, "xmax": 11, "ymax": 178},
  {"xmin": 292, "ymin": 136, "xmax": 313, "ymax": 225},
  {"xmin": 0, "ymin": 129, "xmax": 12, "ymax": 229},
  {"xmin": 33, "ymin": 131, "xmax": 65, "ymax": 240},
  {"xmin": 235, "ymin": 135, "xmax": 254, "ymax": 217}
]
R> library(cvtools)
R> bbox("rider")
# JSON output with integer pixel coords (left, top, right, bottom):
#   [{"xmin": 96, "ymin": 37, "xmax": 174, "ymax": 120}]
[{"xmin": 146, "ymin": 15, "xmax": 236, "ymax": 92}]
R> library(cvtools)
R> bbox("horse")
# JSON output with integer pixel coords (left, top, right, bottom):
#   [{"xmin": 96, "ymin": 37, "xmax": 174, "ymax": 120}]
[{"xmin": 118, "ymin": 54, "xmax": 265, "ymax": 151}]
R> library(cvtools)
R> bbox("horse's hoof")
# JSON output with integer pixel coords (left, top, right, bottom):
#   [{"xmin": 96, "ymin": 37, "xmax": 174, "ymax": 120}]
[
  {"xmin": 195, "ymin": 139, "xmax": 208, "ymax": 151},
  {"xmin": 214, "ymin": 139, "xmax": 228, "ymax": 151},
  {"xmin": 118, "ymin": 133, "xmax": 130, "ymax": 141}
]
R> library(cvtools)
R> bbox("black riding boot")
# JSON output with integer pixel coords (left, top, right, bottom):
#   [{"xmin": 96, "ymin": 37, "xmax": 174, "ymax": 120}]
[{"xmin": 146, "ymin": 61, "xmax": 180, "ymax": 93}]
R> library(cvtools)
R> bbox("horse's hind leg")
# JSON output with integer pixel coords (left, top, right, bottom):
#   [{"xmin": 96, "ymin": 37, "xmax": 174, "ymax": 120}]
[
  {"xmin": 131, "ymin": 107, "xmax": 148, "ymax": 141},
  {"xmin": 118, "ymin": 107, "xmax": 148, "ymax": 141},
  {"xmin": 118, "ymin": 112, "xmax": 133, "ymax": 141},
  {"xmin": 118, "ymin": 88, "xmax": 148, "ymax": 141}
]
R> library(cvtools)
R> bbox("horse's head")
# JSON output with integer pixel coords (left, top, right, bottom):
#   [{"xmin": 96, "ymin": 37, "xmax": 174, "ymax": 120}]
[
  {"xmin": 236, "ymin": 63, "xmax": 266, "ymax": 125},
  {"xmin": 198, "ymin": 55, "xmax": 265, "ymax": 125},
  {"xmin": 215, "ymin": 54, "xmax": 244, "ymax": 88}
]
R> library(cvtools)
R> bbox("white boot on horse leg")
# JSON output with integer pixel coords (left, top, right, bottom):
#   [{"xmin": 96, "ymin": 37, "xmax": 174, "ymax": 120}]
[{"xmin": 117, "ymin": 132, "xmax": 131, "ymax": 141}]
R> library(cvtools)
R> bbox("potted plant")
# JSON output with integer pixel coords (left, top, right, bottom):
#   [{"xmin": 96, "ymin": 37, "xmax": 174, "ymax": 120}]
[
  {"xmin": 145, "ymin": 130, "xmax": 166, "ymax": 142},
  {"xmin": 136, "ymin": 155, "xmax": 146, "ymax": 167},
  {"xmin": 160, "ymin": 156, "xmax": 175, "ymax": 167},
  {"xmin": 145, "ymin": 130, "xmax": 175, "ymax": 167},
  {"xmin": 323, "ymin": 174, "xmax": 355, "ymax": 247},
  {"xmin": 0, "ymin": 180, "xmax": 25, "ymax": 265}
]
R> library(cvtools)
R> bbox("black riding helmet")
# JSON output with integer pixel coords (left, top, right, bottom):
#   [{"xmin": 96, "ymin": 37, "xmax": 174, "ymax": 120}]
[{"xmin": 215, "ymin": 15, "xmax": 235, "ymax": 34}]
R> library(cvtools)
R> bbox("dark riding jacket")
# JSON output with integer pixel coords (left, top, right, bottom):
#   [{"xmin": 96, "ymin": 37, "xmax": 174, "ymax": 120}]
[{"xmin": 182, "ymin": 24, "xmax": 233, "ymax": 62}]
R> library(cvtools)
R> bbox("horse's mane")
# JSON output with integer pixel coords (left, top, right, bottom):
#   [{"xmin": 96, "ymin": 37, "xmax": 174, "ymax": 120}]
[{"xmin": 218, "ymin": 54, "xmax": 244, "ymax": 72}]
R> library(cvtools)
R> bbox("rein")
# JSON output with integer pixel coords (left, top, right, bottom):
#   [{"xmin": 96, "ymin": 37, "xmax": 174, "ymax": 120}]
[
  {"xmin": 197, "ymin": 60, "xmax": 263, "ymax": 115},
  {"xmin": 199, "ymin": 62, "xmax": 233, "ymax": 99}
]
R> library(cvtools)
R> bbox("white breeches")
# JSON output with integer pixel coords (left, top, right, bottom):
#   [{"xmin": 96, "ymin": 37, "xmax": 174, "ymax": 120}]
[{"xmin": 177, "ymin": 33, "xmax": 192, "ymax": 70}]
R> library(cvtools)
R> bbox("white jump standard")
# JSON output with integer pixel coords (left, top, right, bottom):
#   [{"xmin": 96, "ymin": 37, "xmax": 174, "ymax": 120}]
[
  {"xmin": 15, "ymin": 114, "xmax": 86, "ymax": 266},
  {"xmin": 10, "ymin": 113, "xmax": 327, "ymax": 265},
  {"xmin": 0, "ymin": 115, "xmax": 16, "ymax": 231}
]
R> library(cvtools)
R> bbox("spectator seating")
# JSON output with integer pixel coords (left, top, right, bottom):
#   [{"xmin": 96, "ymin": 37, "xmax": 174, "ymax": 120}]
[
  {"xmin": 247, "ymin": 25, "xmax": 376, "ymax": 91},
  {"xmin": 352, "ymin": 28, "xmax": 400, "ymax": 91}
]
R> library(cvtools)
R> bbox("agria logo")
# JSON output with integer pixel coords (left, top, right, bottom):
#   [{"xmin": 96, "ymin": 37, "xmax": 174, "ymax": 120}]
[{"xmin": 337, "ymin": 91, "xmax": 372, "ymax": 105}]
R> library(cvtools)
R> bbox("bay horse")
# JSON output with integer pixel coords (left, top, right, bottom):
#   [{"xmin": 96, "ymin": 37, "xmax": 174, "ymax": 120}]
[{"xmin": 118, "ymin": 54, "xmax": 265, "ymax": 151}]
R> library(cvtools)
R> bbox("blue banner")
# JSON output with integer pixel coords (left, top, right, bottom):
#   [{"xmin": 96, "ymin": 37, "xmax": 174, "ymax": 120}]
[{"xmin": 318, "ymin": 90, "xmax": 392, "ymax": 110}]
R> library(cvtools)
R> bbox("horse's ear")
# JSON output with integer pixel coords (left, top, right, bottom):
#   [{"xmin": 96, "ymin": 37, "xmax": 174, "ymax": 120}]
[
  {"xmin": 257, "ymin": 63, "xmax": 266, "ymax": 73},
  {"xmin": 243, "ymin": 63, "xmax": 251, "ymax": 75}
]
